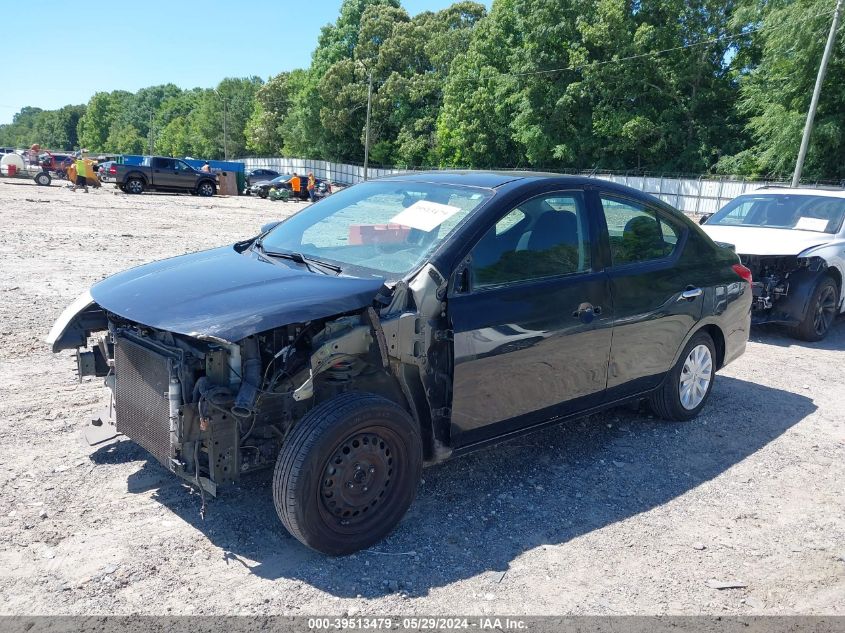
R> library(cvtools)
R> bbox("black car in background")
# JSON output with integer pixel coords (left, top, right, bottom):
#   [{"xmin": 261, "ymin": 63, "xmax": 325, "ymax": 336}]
[
  {"xmin": 245, "ymin": 168, "xmax": 281, "ymax": 188},
  {"xmin": 248, "ymin": 174, "xmax": 325, "ymax": 200},
  {"xmin": 49, "ymin": 171, "xmax": 751, "ymax": 555}
]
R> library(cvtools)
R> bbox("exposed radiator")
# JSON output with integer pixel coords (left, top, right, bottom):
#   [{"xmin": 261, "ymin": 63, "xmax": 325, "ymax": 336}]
[{"xmin": 114, "ymin": 335, "xmax": 174, "ymax": 467}]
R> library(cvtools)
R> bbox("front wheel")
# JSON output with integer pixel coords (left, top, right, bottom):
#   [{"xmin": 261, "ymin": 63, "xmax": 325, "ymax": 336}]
[
  {"xmin": 197, "ymin": 181, "xmax": 216, "ymax": 197},
  {"xmin": 792, "ymin": 276, "xmax": 838, "ymax": 342},
  {"xmin": 649, "ymin": 331, "xmax": 716, "ymax": 421},
  {"xmin": 273, "ymin": 392, "xmax": 422, "ymax": 556},
  {"xmin": 34, "ymin": 172, "xmax": 51, "ymax": 186}
]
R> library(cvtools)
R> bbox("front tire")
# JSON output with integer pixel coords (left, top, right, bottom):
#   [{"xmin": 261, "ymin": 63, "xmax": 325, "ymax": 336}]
[
  {"xmin": 197, "ymin": 181, "xmax": 216, "ymax": 197},
  {"xmin": 649, "ymin": 331, "xmax": 716, "ymax": 421},
  {"xmin": 792, "ymin": 276, "xmax": 838, "ymax": 342},
  {"xmin": 34, "ymin": 172, "xmax": 51, "ymax": 186},
  {"xmin": 273, "ymin": 392, "xmax": 422, "ymax": 556}
]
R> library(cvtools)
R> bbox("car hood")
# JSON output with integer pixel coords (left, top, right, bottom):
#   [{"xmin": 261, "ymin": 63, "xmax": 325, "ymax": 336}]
[
  {"xmin": 90, "ymin": 245, "xmax": 386, "ymax": 342},
  {"xmin": 701, "ymin": 225, "xmax": 833, "ymax": 256}
]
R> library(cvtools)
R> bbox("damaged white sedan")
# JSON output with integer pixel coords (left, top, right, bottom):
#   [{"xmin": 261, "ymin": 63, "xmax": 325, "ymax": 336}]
[{"xmin": 702, "ymin": 187, "xmax": 844, "ymax": 340}]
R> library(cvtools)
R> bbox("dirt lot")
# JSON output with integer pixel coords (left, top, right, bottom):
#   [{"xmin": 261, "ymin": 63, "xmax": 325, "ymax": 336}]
[{"xmin": 0, "ymin": 178, "xmax": 843, "ymax": 616}]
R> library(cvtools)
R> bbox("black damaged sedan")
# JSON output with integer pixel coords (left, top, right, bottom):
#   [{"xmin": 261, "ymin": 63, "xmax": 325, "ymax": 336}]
[{"xmin": 49, "ymin": 172, "xmax": 751, "ymax": 555}]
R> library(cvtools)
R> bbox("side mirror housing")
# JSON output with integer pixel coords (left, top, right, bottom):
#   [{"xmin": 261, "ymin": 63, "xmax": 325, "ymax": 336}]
[{"xmin": 698, "ymin": 213, "xmax": 713, "ymax": 225}]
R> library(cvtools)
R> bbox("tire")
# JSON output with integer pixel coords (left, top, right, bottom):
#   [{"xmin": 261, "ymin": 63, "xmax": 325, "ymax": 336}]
[
  {"xmin": 197, "ymin": 181, "xmax": 216, "ymax": 197},
  {"xmin": 259, "ymin": 191, "xmax": 268, "ymax": 199},
  {"xmin": 126, "ymin": 178, "xmax": 144, "ymax": 194},
  {"xmin": 649, "ymin": 331, "xmax": 716, "ymax": 421},
  {"xmin": 790, "ymin": 276, "xmax": 838, "ymax": 342},
  {"xmin": 273, "ymin": 392, "xmax": 422, "ymax": 556},
  {"xmin": 34, "ymin": 172, "xmax": 51, "ymax": 186},
  {"xmin": 56, "ymin": 170, "xmax": 66, "ymax": 180}
]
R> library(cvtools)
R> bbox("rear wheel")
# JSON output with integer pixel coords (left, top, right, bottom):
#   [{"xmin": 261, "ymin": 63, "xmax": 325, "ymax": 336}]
[
  {"xmin": 34, "ymin": 172, "xmax": 51, "ymax": 186},
  {"xmin": 273, "ymin": 392, "xmax": 422, "ymax": 556},
  {"xmin": 126, "ymin": 178, "xmax": 144, "ymax": 194},
  {"xmin": 792, "ymin": 276, "xmax": 838, "ymax": 342},
  {"xmin": 649, "ymin": 331, "xmax": 716, "ymax": 421}
]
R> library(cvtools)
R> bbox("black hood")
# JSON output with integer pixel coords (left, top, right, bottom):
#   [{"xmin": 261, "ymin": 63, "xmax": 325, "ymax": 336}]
[{"xmin": 90, "ymin": 245, "xmax": 386, "ymax": 342}]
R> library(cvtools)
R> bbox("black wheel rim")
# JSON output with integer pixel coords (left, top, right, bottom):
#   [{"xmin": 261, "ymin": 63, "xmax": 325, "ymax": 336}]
[
  {"xmin": 318, "ymin": 427, "xmax": 399, "ymax": 532},
  {"xmin": 813, "ymin": 286, "xmax": 836, "ymax": 336}
]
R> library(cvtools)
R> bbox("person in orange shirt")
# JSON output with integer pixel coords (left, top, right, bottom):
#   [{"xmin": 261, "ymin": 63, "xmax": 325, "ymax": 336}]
[{"xmin": 289, "ymin": 172, "xmax": 301, "ymax": 203}]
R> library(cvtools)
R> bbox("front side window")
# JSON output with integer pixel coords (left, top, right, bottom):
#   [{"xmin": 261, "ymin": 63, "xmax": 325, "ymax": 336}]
[
  {"xmin": 601, "ymin": 197, "xmax": 680, "ymax": 266},
  {"xmin": 258, "ymin": 180, "xmax": 492, "ymax": 278},
  {"xmin": 471, "ymin": 192, "xmax": 591, "ymax": 288}
]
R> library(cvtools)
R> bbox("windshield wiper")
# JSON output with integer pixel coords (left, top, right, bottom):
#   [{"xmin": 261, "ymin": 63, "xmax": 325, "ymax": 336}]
[{"xmin": 253, "ymin": 241, "xmax": 342, "ymax": 275}]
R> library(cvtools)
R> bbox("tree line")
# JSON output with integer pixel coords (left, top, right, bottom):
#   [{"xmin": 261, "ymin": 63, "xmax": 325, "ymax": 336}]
[{"xmin": 1, "ymin": 0, "xmax": 842, "ymax": 180}]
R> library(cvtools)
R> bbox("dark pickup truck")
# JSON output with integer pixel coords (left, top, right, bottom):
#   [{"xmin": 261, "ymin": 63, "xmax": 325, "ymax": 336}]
[{"xmin": 109, "ymin": 157, "xmax": 218, "ymax": 196}]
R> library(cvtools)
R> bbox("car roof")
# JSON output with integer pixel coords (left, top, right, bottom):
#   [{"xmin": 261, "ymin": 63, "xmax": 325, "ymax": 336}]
[{"xmin": 746, "ymin": 186, "xmax": 845, "ymax": 198}]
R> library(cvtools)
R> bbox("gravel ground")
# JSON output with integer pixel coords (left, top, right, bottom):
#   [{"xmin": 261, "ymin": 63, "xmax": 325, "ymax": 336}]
[{"xmin": 0, "ymin": 178, "xmax": 843, "ymax": 616}]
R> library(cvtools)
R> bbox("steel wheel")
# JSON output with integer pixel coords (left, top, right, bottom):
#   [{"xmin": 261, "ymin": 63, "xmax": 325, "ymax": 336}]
[
  {"xmin": 679, "ymin": 344, "xmax": 713, "ymax": 411},
  {"xmin": 813, "ymin": 284, "xmax": 836, "ymax": 337},
  {"xmin": 318, "ymin": 428, "xmax": 399, "ymax": 533}
]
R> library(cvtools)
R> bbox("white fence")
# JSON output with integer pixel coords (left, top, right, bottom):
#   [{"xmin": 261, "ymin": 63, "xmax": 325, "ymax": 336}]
[{"xmin": 235, "ymin": 157, "xmax": 842, "ymax": 215}]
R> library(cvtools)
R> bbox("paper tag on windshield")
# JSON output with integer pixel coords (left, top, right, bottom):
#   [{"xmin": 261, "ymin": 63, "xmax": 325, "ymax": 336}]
[
  {"xmin": 795, "ymin": 217, "xmax": 829, "ymax": 231},
  {"xmin": 389, "ymin": 200, "xmax": 463, "ymax": 232}
]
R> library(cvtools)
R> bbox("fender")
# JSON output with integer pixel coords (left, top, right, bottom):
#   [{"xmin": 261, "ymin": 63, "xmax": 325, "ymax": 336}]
[
  {"xmin": 769, "ymin": 266, "xmax": 832, "ymax": 326},
  {"xmin": 46, "ymin": 290, "xmax": 108, "ymax": 352}
]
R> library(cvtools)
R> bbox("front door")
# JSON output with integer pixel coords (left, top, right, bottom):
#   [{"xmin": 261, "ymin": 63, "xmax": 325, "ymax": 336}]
[{"xmin": 448, "ymin": 190, "xmax": 613, "ymax": 449}]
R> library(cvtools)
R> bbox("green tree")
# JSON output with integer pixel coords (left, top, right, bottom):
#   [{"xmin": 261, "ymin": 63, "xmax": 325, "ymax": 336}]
[{"xmin": 720, "ymin": 0, "xmax": 845, "ymax": 180}]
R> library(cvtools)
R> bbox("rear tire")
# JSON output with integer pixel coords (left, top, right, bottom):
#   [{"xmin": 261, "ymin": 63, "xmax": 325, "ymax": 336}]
[
  {"xmin": 791, "ymin": 276, "xmax": 838, "ymax": 342},
  {"xmin": 649, "ymin": 331, "xmax": 716, "ymax": 421},
  {"xmin": 126, "ymin": 178, "xmax": 144, "ymax": 194},
  {"xmin": 34, "ymin": 172, "xmax": 51, "ymax": 186},
  {"xmin": 273, "ymin": 392, "xmax": 422, "ymax": 556}
]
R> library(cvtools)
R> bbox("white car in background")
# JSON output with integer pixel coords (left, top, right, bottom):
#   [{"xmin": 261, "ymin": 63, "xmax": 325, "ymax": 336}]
[{"xmin": 701, "ymin": 187, "xmax": 845, "ymax": 341}]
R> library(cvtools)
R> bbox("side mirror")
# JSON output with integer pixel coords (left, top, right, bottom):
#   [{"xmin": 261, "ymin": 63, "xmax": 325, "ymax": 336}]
[
  {"xmin": 260, "ymin": 220, "xmax": 282, "ymax": 234},
  {"xmin": 698, "ymin": 213, "xmax": 713, "ymax": 225}
]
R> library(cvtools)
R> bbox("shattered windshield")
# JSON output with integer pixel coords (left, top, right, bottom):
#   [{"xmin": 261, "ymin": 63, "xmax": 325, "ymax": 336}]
[
  {"xmin": 708, "ymin": 194, "xmax": 845, "ymax": 233},
  {"xmin": 258, "ymin": 180, "xmax": 493, "ymax": 277}
]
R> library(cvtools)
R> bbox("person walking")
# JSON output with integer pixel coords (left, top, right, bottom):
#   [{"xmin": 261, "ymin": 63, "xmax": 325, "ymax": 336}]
[
  {"xmin": 307, "ymin": 172, "xmax": 316, "ymax": 203},
  {"xmin": 290, "ymin": 172, "xmax": 301, "ymax": 203},
  {"xmin": 72, "ymin": 151, "xmax": 89, "ymax": 193}
]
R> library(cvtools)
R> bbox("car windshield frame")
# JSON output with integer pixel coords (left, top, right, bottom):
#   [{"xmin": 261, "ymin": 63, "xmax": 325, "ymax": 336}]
[
  {"xmin": 255, "ymin": 179, "xmax": 495, "ymax": 280},
  {"xmin": 707, "ymin": 193, "xmax": 845, "ymax": 234}
]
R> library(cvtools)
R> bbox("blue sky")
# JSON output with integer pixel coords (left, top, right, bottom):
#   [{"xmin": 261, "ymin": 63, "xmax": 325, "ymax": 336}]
[{"xmin": 0, "ymin": 0, "xmax": 490, "ymax": 124}]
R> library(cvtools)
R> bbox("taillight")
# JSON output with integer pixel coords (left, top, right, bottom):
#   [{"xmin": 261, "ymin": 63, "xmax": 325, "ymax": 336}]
[
  {"xmin": 109, "ymin": 165, "xmax": 117, "ymax": 174},
  {"xmin": 732, "ymin": 263, "xmax": 752, "ymax": 284}
]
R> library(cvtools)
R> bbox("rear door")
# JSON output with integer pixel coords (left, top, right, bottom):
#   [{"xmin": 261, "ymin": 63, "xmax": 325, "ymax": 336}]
[
  {"xmin": 597, "ymin": 194, "xmax": 703, "ymax": 397},
  {"xmin": 151, "ymin": 157, "xmax": 179, "ymax": 188},
  {"xmin": 448, "ymin": 190, "xmax": 613, "ymax": 448}
]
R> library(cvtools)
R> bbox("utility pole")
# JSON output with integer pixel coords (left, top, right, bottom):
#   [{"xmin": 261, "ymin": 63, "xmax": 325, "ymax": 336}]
[
  {"xmin": 148, "ymin": 112, "xmax": 154, "ymax": 155},
  {"xmin": 792, "ymin": 0, "xmax": 843, "ymax": 187},
  {"xmin": 363, "ymin": 71, "xmax": 373, "ymax": 181}
]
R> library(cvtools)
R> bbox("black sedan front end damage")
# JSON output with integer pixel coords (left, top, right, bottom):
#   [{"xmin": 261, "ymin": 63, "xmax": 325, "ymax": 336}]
[{"xmin": 740, "ymin": 253, "xmax": 830, "ymax": 326}]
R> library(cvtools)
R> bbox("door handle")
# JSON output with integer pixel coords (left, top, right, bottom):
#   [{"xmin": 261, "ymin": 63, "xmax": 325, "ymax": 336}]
[
  {"xmin": 572, "ymin": 303, "xmax": 602, "ymax": 323},
  {"xmin": 678, "ymin": 287, "xmax": 703, "ymax": 301}
]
